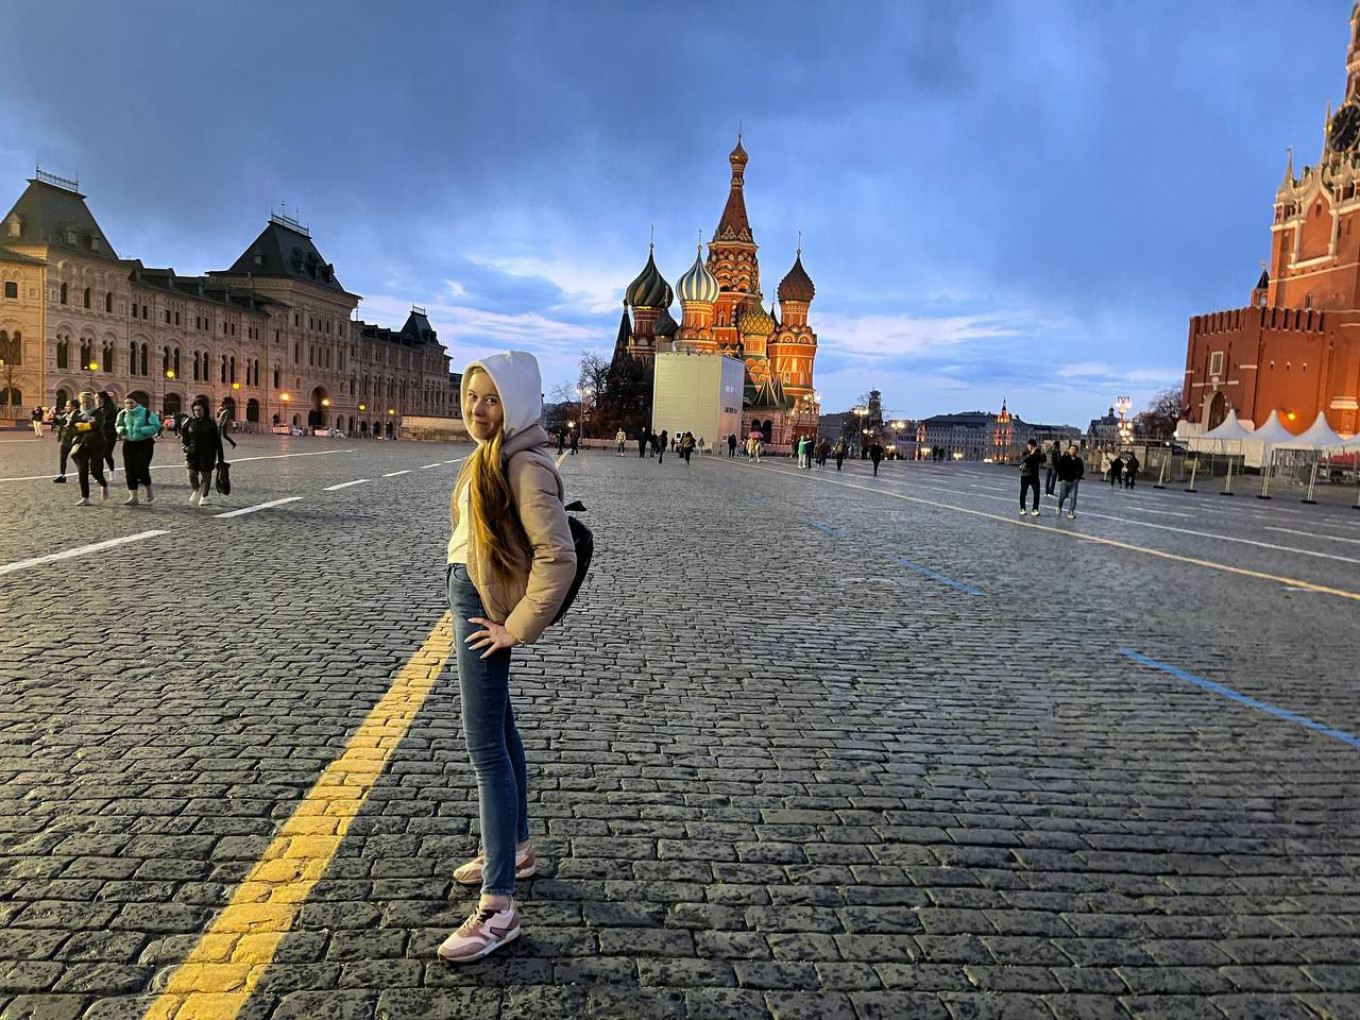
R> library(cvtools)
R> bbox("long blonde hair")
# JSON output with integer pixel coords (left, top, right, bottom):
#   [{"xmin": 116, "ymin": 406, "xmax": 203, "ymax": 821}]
[{"xmin": 465, "ymin": 369, "xmax": 528, "ymax": 581}]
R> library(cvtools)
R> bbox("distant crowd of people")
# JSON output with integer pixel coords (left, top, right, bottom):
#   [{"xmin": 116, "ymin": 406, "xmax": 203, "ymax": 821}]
[{"xmin": 30, "ymin": 393, "xmax": 231, "ymax": 507}]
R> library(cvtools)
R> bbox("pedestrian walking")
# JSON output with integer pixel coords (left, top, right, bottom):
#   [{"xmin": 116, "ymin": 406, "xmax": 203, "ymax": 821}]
[
  {"xmin": 30, "ymin": 406, "xmax": 44, "ymax": 438},
  {"xmin": 68, "ymin": 392, "xmax": 110, "ymax": 506},
  {"xmin": 569, "ymin": 428, "xmax": 579, "ymax": 456},
  {"xmin": 680, "ymin": 431, "xmax": 695, "ymax": 464},
  {"xmin": 1108, "ymin": 453, "xmax": 1124, "ymax": 487},
  {"xmin": 1045, "ymin": 440, "xmax": 1061, "ymax": 497},
  {"xmin": 727, "ymin": 433, "xmax": 737, "ymax": 458},
  {"xmin": 815, "ymin": 437, "xmax": 830, "ymax": 468},
  {"xmin": 1056, "ymin": 443, "xmax": 1084, "ymax": 519},
  {"xmin": 869, "ymin": 440, "xmax": 884, "ymax": 477},
  {"xmin": 1123, "ymin": 451, "xmax": 1139, "ymax": 489},
  {"xmin": 637, "ymin": 426, "xmax": 649, "ymax": 458},
  {"xmin": 51, "ymin": 400, "xmax": 78, "ymax": 483},
  {"xmin": 1019, "ymin": 438, "xmax": 1043, "ymax": 516},
  {"xmin": 556, "ymin": 428, "xmax": 566, "ymax": 455},
  {"xmin": 657, "ymin": 429, "xmax": 667, "ymax": 464},
  {"xmin": 97, "ymin": 392, "xmax": 119, "ymax": 482},
  {"xmin": 216, "ymin": 402, "xmax": 238, "ymax": 449},
  {"xmin": 181, "ymin": 396, "xmax": 224, "ymax": 507},
  {"xmin": 615, "ymin": 428, "xmax": 627, "ymax": 456},
  {"xmin": 439, "ymin": 351, "xmax": 576, "ymax": 965},
  {"xmin": 833, "ymin": 438, "xmax": 846, "ymax": 471},
  {"xmin": 115, "ymin": 395, "xmax": 159, "ymax": 504}
]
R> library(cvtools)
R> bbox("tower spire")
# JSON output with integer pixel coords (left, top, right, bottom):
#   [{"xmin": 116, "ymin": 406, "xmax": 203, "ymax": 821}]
[{"xmin": 1281, "ymin": 146, "xmax": 1295, "ymax": 190}]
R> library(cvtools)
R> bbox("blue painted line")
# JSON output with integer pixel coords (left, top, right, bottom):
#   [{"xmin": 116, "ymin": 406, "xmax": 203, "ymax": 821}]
[
  {"xmin": 799, "ymin": 516, "xmax": 841, "ymax": 537},
  {"xmin": 888, "ymin": 554, "xmax": 985, "ymax": 596},
  {"xmin": 1120, "ymin": 648, "xmax": 1360, "ymax": 750}
]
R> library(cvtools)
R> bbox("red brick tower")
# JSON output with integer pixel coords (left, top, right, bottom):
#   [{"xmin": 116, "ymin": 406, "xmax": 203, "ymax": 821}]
[{"xmin": 707, "ymin": 137, "xmax": 762, "ymax": 355}]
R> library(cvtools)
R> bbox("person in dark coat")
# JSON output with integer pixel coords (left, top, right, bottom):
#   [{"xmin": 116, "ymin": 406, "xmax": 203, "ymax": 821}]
[
  {"xmin": 1045, "ymin": 440, "xmax": 1062, "ymax": 496},
  {"xmin": 727, "ymin": 433, "xmax": 738, "ymax": 458},
  {"xmin": 1123, "ymin": 451, "xmax": 1140, "ymax": 489},
  {"xmin": 869, "ymin": 441, "xmax": 884, "ymax": 477},
  {"xmin": 557, "ymin": 428, "xmax": 566, "ymax": 454},
  {"xmin": 833, "ymin": 438, "xmax": 847, "ymax": 471},
  {"xmin": 637, "ymin": 425, "xmax": 649, "ymax": 458},
  {"xmin": 51, "ymin": 399, "xmax": 77, "ymax": 482},
  {"xmin": 97, "ymin": 392, "xmax": 119, "ymax": 481},
  {"xmin": 657, "ymin": 429, "xmax": 667, "ymax": 464},
  {"xmin": 569, "ymin": 428, "xmax": 579, "ymax": 455},
  {"xmin": 1056, "ymin": 444, "xmax": 1085, "ymax": 519},
  {"xmin": 1108, "ymin": 453, "xmax": 1124, "ymax": 487},
  {"xmin": 181, "ymin": 396, "xmax": 224, "ymax": 507},
  {"xmin": 68, "ymin": 392, "xmax": 109, "ymax": 506},
  {"xmin": 216, "ymin": 402, "xmax": 238, "ymax": 449},
  {"xmin": 1019, "ymin": 438, "xmax": 1043, "ymax": 516}
]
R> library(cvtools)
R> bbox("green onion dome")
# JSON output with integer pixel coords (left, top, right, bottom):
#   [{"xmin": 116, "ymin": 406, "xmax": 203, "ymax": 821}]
[
  {"xmin": 676, "ymin": 249, "xmax": 720, "ymax": 304},
  {"xmin": 654, "ymin": 307, "xmax": 679, "ymax": 338},
  {"xmin": 625, "ymin": 246, "xmax": 673, "ymax": 309},
  {"xmin": 740, "ymin": 301, "xmax": 776, "ymax": 337}
]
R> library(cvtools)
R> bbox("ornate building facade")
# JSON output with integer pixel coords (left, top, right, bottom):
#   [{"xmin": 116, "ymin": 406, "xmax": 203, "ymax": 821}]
[
  {"xmin": 1183, "ymin": 4, "xmax": 1360, "ymax": 437},
  {"xmin": 0, "ymin": 171, "xmax": 459, "ymax": 437},
  {"xmin": 611, "ymin": 140, "xmax": 821, "ymax": 444}
]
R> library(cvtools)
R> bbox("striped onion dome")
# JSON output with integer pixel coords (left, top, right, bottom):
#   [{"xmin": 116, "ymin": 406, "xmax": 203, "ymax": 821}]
[
  {"xmin": 778, "ymin": 251, "xmax": 815, "ymax": 303},
  {"xmin": 740, "ymin": 300, "xmax": 776, "ymax": 337},
  {"xmin": 625, "ymin": 246, "xmax": 673, "ymax": 309},
  {"xmin": 676, "ymin": 248, "xmax": 720, "ymax": 304}
]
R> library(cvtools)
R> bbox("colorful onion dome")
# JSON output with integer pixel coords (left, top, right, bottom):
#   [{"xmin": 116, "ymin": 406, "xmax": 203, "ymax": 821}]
[
  {"xmin": 676, "ymin": 248, "xmax": 720, "ymax": 304},
  {"xmin": 625, "ymin": 246, "xmax": 673, "ymax": 309},
  {"xmin": 740, "ymin": 300, "xmax": 775, "ymax": 337},
  {"xmin": 654, "ymin": 307, "xmax": 679, "ymax": 337},
  {"xmin": 778, "ymin": 251, "xmax": 815, "ymax": 303},
  {"xmin": 729, "ymin": 136, "xmax": 749, "ymax": 169}
]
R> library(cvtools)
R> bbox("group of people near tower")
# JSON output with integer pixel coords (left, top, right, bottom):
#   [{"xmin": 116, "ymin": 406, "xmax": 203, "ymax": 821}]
[{"xmin": 38, "ymin": 393, "xmax": 230, "ymax": 507}]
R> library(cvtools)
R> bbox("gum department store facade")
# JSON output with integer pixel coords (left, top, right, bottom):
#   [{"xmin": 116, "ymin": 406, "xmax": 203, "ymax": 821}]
[{"xmin": 0, "ymin": 170, "xmax": 459, "ymax": 437}]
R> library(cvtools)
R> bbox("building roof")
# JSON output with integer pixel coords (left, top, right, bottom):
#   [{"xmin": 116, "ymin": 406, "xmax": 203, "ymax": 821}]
[
  {"xmin": 739, "ymin": 300, "xmax": 775, "ymax": 337},
  {"xmin": 214, "ymin": 215, "xmax": 348, "ymax": 293},
  {"xmin": 676, "ymin": 248, "xmax": 720, "ymax": 304},
  {"xmin": 714, "ymin": 142, "xmax": 754, "ymax": 244},
  {"xmin": 745, "ymin": 373, "xmax": 793, "ymax": 410},
  {"xmin": 129, "ymin": 264, "xmax": 273, "ymax": 314},
  {"xmin": 400, "ymin": 307, "xmax": 438, "ymax": 344},
  {"xmin": 1, "ymin": 177, "xmax": 118, "ymax": 259},
  {"xmin": 624, "ymin": 245, "xmax": 673, "ymax": 309},
  {"xmin": 778, "ymin": 252, "xmax": 815, "ymax": 303},
  {"xmin": 0, "ymin": 248, "xmax": 46, "ymax": 266}
]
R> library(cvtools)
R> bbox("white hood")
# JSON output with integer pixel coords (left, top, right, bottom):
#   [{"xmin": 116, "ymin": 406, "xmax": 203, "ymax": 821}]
[{"xmin": 461, "ymin": 350, "xmax": 543, "ymax": 441}]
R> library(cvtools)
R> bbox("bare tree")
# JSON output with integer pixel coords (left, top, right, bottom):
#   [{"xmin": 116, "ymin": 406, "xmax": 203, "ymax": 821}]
[{"xmin": 1140, "ymin": 386, "xmax": 1182, "ymax": 439}]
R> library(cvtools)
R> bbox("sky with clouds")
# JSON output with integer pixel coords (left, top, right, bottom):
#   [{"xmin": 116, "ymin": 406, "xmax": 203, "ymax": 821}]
[{"xmin": 0, "ymin": 0, "xmax": 1349, "ymax": 425}]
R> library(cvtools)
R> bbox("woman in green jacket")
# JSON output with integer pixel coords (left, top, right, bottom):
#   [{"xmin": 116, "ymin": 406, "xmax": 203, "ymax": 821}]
[{"xmin": 115, "ymin": 396, "xmax": 160, "ymax": 505}]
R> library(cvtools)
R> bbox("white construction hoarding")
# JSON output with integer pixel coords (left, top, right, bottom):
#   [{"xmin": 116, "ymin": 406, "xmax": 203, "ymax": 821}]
[{"xmin": 651, "ymin": 352, "xmax": 745, "ymax": 448}]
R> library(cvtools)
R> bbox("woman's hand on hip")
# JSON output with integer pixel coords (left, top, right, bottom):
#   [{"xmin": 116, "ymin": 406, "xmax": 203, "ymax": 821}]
[{"xmin": 466, "ymin": 617, "xmax": 518, "ymax": 659}]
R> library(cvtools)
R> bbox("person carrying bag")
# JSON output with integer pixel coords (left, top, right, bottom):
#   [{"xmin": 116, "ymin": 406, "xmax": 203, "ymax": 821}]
[{"xmin": 437, "ymin": 350, "xmax": 582, "ymax": 965}]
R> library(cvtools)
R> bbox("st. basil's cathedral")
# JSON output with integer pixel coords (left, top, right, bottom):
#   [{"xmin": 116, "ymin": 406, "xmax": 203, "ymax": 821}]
[{"xmin": 610, "ymin": 138, "xmax": 820, "ymax": 444}]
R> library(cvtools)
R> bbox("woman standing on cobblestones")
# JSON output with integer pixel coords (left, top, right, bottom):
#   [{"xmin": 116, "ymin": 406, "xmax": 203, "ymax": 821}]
[
  {"xmin": 181, "ymin": 396, "xmax": 223, "ymax": 507},
  {"xmin": 439, "ymin": 350, "xmax": 576, "ymax": 965},
  {"xmin": 68, "ymin": 392, "xmax": 109, "ymax": 506}
]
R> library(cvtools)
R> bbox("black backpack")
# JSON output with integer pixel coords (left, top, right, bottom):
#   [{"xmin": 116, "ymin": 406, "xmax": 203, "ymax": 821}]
[{"xmin": 551, "ymin": 500, "xmax": 593, "ymax": 625}]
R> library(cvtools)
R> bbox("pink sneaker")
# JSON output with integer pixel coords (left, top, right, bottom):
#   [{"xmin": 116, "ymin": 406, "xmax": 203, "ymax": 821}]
[
  {"xmin": 452, "ymin": 845, "xmax": 536, "ymax": 885},
  {"xmin": 437, "ymin": 902, "xmax": 520, "ymax": 963}
]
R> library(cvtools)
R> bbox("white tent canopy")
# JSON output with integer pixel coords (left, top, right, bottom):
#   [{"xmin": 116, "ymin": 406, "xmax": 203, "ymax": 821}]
[
  {"xmin": 1291, "ymin": 412, "xmax": 1346, "ymax": 450},
  {"xmin": 1202, "ymin": 409, "xmax": 1256, "ymax": 442},
  {"xmin": 1247, "ymin": 410, "xmax": 1299, "ymax": 447}
]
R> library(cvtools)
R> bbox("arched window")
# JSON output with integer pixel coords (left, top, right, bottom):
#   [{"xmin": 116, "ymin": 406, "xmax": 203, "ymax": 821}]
[
  {"xmin": 174, "ymin": 348, "xmax": 181, "ymax": 378},
  {"xmin": 193, "ymin": 351, "xmax": 200, "ymax": 381},
  {"xmin": 127, "ymin": 340, "xmax": 136, "ymax": 375},
  {"xmin": 0, "ymin": 386, "xmax": 22, "ymax": 407},
  {"xmin": 163, "ymin": 347, "xmax": 171, "ymax": 374},
  {"xmin": 104, "ymin": 292, "xmax": 113, "ymax": 313},
  {"xmin": 59, "ymin": 282, "xmax": 68, "ymax": 304},
  {"xmin": 220, "ymin": 355, "xmax": 227, "ymax": 384},
  {"xmin": 80, "ymin": 339, "xmax": 92, "ymax": 370},
  {"xmin": 230, "ymin": 355, "xmax": 236, "ymax": 383},
  {"xmin": 83, "ymin": 287, "xmax": 91, "ymax": 309},
  {"xmin": 273, "ymin": 367, "xmax": 280, "ymax": 389},
  {"xmin": 140, "ymin": 343, "xmax": 148, "ymax": 377}
]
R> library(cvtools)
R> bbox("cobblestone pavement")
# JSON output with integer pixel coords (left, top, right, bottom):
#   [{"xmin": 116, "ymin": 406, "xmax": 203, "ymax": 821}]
[{"xmin": 1, "ymin": 437, "xmax": 1359, "ymax": 1019}]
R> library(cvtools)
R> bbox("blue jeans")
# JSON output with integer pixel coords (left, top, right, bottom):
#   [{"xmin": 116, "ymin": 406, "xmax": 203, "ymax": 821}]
[
  {"xmin": 1058, "ymin": 479, "xmax": 1080, "ymax": 512},
  {"xmin": 447, "ymin": 564, "xmax": 529, "ymax": 896}
]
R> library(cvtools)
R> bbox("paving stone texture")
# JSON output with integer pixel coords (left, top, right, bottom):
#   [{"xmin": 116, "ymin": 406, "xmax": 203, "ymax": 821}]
[{"xmin": 1, "ymin": 434, "xmax": 1359, "ymax": 1018}]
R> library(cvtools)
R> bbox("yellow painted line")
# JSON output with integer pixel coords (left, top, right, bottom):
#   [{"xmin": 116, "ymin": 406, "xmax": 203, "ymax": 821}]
[
  {"xmin": 142, "ymin": 613, "xmax": 454, "ymax": 1020},
  {"xmin": 725, "ymin": 461, "xmax": 1360, "ymax": 604},
  {"xmin": 556, "ymin": 450, "xmax": 568, "ymax": 468}
]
